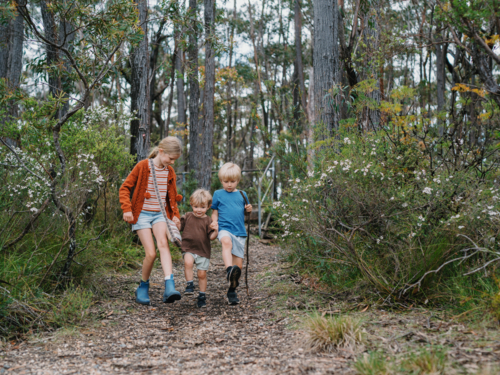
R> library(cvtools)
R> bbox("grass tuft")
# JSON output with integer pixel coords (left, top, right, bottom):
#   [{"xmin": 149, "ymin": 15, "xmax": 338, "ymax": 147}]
[
  {"xmin": 302, "ymin": 312, "xmax": 365, "ymax": 352},
  {"xmin": 403, "ymin": 348, "xmax": 447, "ymax": 374},
  {"xmin": 51, "ymin": 286, "xmax": 93, "ymax": 327},
  {"xmin": 355, "ymin": 352, "xmax": 392, "ymax": 375}
]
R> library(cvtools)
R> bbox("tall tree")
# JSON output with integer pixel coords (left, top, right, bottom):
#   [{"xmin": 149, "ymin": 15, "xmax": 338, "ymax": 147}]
[
  {"xmin": 149, "ymin": 18, "xmax": 167, "ymax": 141},
  {"xmin": 130, "ymin": 0, "xmax": 150, "ymax": 162},
  {"xmin": 435, "ymin": 31, "xmax": 446, "ymax": 136},
  {"xmin": 313, "ymin": 0, "xmax": 340, "ymax": 135},
  {"xmin": 199, "ymin": 0, "xmax": 216, "ymax": 189},
  {"xmin": 293, "ymin": 0, "xmax": 307, "ymax": 124},
  {"xmin": 174, "ymin": 6, "xmax": 186, "ymax": 172},
  {"xmin": 226, "ymin": 0, "xmax": 237, "ymax": 162},
  {"xmin": 0, "ymin": 0, "xmax": 24, "ymax": 146},
  {"xmin": 187, "ymin": 0, "xmax": 200, "ymax": 173}
]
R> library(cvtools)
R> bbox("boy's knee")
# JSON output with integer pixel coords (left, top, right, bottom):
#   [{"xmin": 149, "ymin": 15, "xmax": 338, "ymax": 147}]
[
  {"xmin": 221, "ymin": 236, "xmax": 232, "ymax": 247},
  {"xmin": 184, "ymin": 255, "xmax": 194, "ymax": 266},
  {"xmin": 198, "ymin": 271, "xmax": 207, "ymax": 280}
]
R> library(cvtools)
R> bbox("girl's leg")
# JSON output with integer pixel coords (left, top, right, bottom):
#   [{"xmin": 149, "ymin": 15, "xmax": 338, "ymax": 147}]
[
  {"xmin": 136, "ymin": 228, "xmax": 157, "ymax": 281},
  {"xmin": 232, "ymin": 255, "xmax": 243, "ymax": 269},
  {"xmin": 184, "ymin": 254, "xmax": 195, "ymax": 281},
  {"xmin": 220, "ymin": 236, "xmax": 233, "ymax": 268},
  {"xmin": 198, "ymin": 270, "xmax": 207, "ymax": 292},
  {"xmin": 151, "ymin": 222, "xmax": 173, "ymax": 277}
]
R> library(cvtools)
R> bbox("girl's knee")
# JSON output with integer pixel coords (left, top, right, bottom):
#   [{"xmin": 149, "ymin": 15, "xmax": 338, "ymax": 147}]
[
  {"xmin": 156, "ymin": 239, "xmax": 170, "ymax": 251},
  {"xmin": 144, "ymin": 252, "xmax": 156, "ymax": 262}
]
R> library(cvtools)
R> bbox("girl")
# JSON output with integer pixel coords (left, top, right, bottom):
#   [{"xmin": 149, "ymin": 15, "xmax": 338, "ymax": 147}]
[{"xmin": 119, "ymin": 137, "xmax": 183, "ymax": 305}]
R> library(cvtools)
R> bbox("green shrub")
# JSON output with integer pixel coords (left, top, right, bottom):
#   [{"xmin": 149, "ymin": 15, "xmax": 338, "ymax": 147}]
[{"xmin": 274, "ymin": 127, "xmax": 500, "ymax": 301}]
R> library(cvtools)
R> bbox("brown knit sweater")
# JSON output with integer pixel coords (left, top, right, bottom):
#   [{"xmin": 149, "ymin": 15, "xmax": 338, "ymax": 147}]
[{"xmin": 119, "ymin": 159, "xmax": 183, "ymax": 224}]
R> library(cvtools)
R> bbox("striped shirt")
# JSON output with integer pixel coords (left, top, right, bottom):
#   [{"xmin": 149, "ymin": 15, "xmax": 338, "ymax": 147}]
[{"xmin": 142, "ymin": 163, "xmax": 169, "ymax": 212}]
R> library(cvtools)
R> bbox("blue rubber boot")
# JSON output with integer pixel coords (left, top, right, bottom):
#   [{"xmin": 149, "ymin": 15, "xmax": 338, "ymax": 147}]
[
  {"xmin": 163, "ymin": 275, "xmax": 181, "ymax": 303},
  {"xmin": 135, "ymin": 280, "xmax": 150, "ymax": 305}
]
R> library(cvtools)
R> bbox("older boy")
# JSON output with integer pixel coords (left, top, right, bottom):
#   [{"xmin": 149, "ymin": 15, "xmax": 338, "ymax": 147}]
[
  {"xmin": 180, "ymin": 189, "xmax": 218, "ymax": 308},
  {"xmin": 211, "ymin": 163, "xmax": 252, "ymax": 305}
]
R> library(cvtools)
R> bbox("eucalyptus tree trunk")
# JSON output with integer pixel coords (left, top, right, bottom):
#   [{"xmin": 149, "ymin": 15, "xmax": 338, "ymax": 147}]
[
  {"xmin": 199, "ymin": 0, "xmax": 216, "ymax": 189},
  {"xmin": 313, "ymin": 0, "xmax": 340, "ymax": 135},
  {"xmin": 293, "ymin": 0, "xmax": 307, "ymax": 123},
  {"xmin": 226, "ymin": 0, "xmax": 236, "ymax": 162},
  {"xmin": 130, "ymin": 0, "xmax": 150, "ymax": 162},
  {"xmin": 188, "ymin": 0, "xmax": 200, "ymax": 173},
  {"xmin": 359, "ymin": 3, "xmax": 381, "ymax": 130},
  {"xmin": 435, "ymin": 33, "xmax": 446, "ymax": 137},
  {"xmin": 150, "ymin": 19, "xmax": 167, "ymax": 140},
  {"xmin": 175, "ymin": 20, "xmax": 186, "ymax": 172},
  {"xmin": 0, "ymin": 1, "xmax": 24, "ymax": 147},
  {"xmin": 40, "ymin": 0, "xmax": 58, "ymax": 99}
]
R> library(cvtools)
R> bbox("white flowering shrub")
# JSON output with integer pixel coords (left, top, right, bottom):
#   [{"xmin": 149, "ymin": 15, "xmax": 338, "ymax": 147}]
[
  {"xmin": 274, "ymin": 130, "xmax": 500, "ymax": 299},
  {"xmin": 1, "ymin": 106, "xmax": 133, "ymax": 223}
]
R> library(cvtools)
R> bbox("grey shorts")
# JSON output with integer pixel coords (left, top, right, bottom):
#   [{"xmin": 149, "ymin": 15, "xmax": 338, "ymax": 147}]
[
  {"xmin": 183, "ymin": 252, "xmax": 210, "ymax": 271},
  {"xmin": 218, "ymin": 230, "xmax": 246, "ymax": 259}
]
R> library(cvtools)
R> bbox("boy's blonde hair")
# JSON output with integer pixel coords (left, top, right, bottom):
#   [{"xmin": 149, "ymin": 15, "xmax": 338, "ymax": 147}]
[
  {"xmin": 148, "ymin": 136, "xmax": 182, "ymax": 159},
  {"xmin": 218, "ymin": 162, "xmax": 241, "ymax": 181},
  {"xmin": 190, "ymin": 189, "xmax": 212, "ymax": 207}
]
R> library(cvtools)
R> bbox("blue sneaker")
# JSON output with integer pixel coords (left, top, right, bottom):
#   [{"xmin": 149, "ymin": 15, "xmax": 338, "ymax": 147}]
[
  {"xmin": 135, "ymin": 280, "xmax": 150, "ymax": 305},
  {"xmin": 197, "ymin": 293, "xmax": 207, "ymax": 308},
  {"xmin": 229, "ymin": 266, "xmax": 241, "ymax": 289},
  {"xmin": 163, "ymin": 275, "xmax": 181, "ymax": 303},
  {"xmin": 227, "ymin": 291, "xmax": 240, "ymax": 305},
  {"xmin": 184, "ymin": 282, "xmax": 195, "ymax": 295}
]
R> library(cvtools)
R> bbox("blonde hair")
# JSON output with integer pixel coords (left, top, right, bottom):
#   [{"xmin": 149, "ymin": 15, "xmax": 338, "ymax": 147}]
[
  {"xmin": 190, "ymin": 189, "xmax": 212, "ymax": 207},
  {"xmin": 148, "ymin": 136, "xmax": 182, "ymax": 159},
  {"xmin": 218, "ymin": 162, "xmax": 241, "ymax": 181}
]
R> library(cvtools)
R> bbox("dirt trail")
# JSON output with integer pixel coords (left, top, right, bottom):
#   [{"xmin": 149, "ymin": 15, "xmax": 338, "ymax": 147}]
[{"xmin": 1, "ymin": 239, "xmax": 348, "ymax": 374}]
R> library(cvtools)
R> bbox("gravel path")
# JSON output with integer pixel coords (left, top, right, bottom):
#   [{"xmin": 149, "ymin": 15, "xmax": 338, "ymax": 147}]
[{"xmin": 1, "ymin": 238, "xmax": 350, "ymax": 374}]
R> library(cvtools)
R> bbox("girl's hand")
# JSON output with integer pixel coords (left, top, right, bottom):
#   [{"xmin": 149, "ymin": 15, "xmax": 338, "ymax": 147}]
[
  {"xmin": 245, "ymin": 204, "xmax": 252, "ymax": 213},
  {"xmin": 172, "ymin": 216, "xmax": 181, "ymax": 230},
  {"xmin": 210, "ymin": 221, "xmax": 218, "ymax": 231},
  {"xmin": 123, "ymin": 212, "xmax": 134, "ymax": 223}
]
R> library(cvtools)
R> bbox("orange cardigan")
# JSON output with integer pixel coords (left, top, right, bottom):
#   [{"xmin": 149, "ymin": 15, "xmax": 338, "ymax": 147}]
[{"xmin": 119, "ymin": 159, "xmax": 183, "ymax": 224}]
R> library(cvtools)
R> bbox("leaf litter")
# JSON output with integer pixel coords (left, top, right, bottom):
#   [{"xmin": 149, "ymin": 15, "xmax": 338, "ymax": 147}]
[{"xmin": 1, "ymin": 237, "xmax": 500, "ymax": 374}]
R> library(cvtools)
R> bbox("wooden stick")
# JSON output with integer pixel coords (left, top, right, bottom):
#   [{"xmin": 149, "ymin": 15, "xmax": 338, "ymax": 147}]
[{"xmin": 239, "ymin": 191, "xmax": 251, "ymax": 296}]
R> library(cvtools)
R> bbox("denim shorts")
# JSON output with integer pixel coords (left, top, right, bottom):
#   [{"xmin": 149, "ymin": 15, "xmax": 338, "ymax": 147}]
[
  {"xmin": 132, "ymin": 210, "xmax": 166, "ymax": 231},
  {"xmin": 218, "ymin": 230, "xmax": 246, "ymax": 259}
]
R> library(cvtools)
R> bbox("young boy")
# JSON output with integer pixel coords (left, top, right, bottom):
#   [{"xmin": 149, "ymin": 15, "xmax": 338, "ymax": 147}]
[
  {"xmin": 180, "ymin": 189, "xmax": 218, "ymax": 308},
  {"xmin": 211, "ymin": 163, "xmax": 252, "ymax": 305}
]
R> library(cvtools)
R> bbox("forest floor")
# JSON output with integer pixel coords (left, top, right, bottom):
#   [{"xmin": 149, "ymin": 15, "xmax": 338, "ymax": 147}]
[{"xmin": 2, "ymin": 237, "xmax": 500, "ymax": 374}]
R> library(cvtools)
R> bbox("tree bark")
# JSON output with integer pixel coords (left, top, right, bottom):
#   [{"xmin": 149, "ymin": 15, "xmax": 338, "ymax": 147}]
[
  {"xmin": 199, "ymin": 0, "xmax": 216, "ymax": 189},
  {"xmin": 130, "ymin": 0, "xmax": 150, "ymax": 162},
  {"xmin": 150, "ymin": 19, "xmax": 167, "ymax": 140},
  {"xmin": 359, "ymin": 3, "xmax": 381, "ymax": 130},
  {"xmin": 435, "ymin": 32, "xmax": 446, "ymax": 136},
  {"xmin": 175, "ymin": 16, "xmax": 186, "ymax": 172},
  {"xmin": 226, "ymin": 0, "xmax": 236, "ymax": 162},
  {"xmin": 40, "ymin": 0, "xmax": 58, "ymax": 100},
  {"xmin": 293, "ymin": 0, "xmax": 307, "ymax": 120},
  {"xmin": 470, "ymin": 43, "xmax": 500, "ymax": 109},
  {"xmin": 0, "ymin": 1, "xmax": 24, "ymax": 146},
  {"xmin": 313, "ymin": 0, "xmax": 340, "ymax": 135},
  {"xmin": 188, "ymin": 0, "xmax": 200, "ymax": 173}
]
